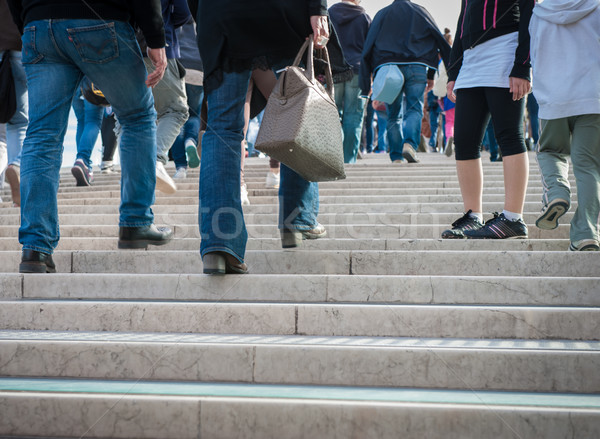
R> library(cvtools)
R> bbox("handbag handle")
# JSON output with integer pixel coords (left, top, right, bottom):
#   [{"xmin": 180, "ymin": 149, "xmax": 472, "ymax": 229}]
[{"xmin": 284, "ymin": 35, "xmax": 334, "ymax": 100}]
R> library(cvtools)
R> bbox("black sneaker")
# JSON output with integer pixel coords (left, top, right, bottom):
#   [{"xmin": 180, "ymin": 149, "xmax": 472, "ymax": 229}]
[
  {"xmin": 441, "ymin": 210, "xmax": 484, "ymax": 239},
  {"xmin": 464, "ymin": 212, "xmax": 528, "ymax": 239}
]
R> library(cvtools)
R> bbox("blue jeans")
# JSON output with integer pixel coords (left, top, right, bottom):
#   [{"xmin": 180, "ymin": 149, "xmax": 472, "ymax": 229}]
[
  {"xmin": 334, "ymin": 75, "xmax": 366, "ymax": 163},
  {"xmin": 172, "ymin": 83, "xmax": 204, "ymax": 169},
  {"xmin": 375, "ymin": 110, "xmax": 388, "ymax": 152},
  {"xmin": 72, "ymin": 87, "xmax": 103, "ymax": 170},
  {"xmin": 428, "ymin": 105, "xmax": 443, "ymax": 148},
  {"xmin": 19, "ymin": 19, "xmax": 157, "ymax": 254},
  {"xmin": 364, "ymin": 100, "xmax": 375, "ymax": 152},
  {"xmin": 386, "ymin": 64, "xmax": 427, "ymax": 162},
  {"xmin": 199, "ymin": 69, "xmax": 320, "ymax": 263},
  {"xmin": 0, "ymin": 50, "xmax": 27, "ymax": 167}
]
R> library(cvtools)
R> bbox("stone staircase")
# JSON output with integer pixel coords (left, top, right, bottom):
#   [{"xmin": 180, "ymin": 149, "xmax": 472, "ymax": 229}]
[{"xmin": 0, "ymin": 152, "xmax": 598, "ymax": 438}]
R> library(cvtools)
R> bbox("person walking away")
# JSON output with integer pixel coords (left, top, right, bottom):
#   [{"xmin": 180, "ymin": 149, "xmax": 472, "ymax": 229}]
[
  {"xmin": 170, "ymin": 17, "xmax": 203, "ymax": 180},
  {"xmin": 189, "ymin": 0, "xmax": 331, "ymax": 274},
  {"xmin": 143, "ymin": 0, "xmax": 191, "ymax": 194},
  {"xmin": 8, "ymin": 0, "xmax": 174, "ymax": 273},
  {"xmin": 441, "ymin": 0, "xmax": 533, "ymax": 240},
  {"xmin": 530, "ymin": 0, "xmax": 600, "ymax": 251},
  {"xmin": 360, "ymin": 0, "xmax": 451, "ymax": 164},
  {"xmin": 329, "ymin": 0, "xmax": 371, "ymax": 164},
  {"xmin": 0, "ymin": 0, "xmax": 27, "ymax": 207}
]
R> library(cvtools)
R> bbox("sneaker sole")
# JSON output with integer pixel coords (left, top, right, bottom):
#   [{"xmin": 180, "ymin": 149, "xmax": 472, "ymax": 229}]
[
  {"xmin": 441, "ymin": 231, "xmax": 467, "ymax": 239},
  {"xmin": 466, "ymin": 234, "xmax": 528, "ymax": 240},
  {"xmin": 569, "ymin": 243, "xmax": 600, "ymax": 251},
  {"xmin": 5, "ymin": 166, "xmax": 20, "ymax": 206},
  {"xmin": 186, "ymin": 144, "xmax": 200, "ymax": 168},
  {"xmin": 71, "ymin": 166, "xmax": 91, "ymax": 186},
  {"xmin": 402, "ymin": 149, "xmax": 419, "ymax": 163},
  {"xmin": 536, "ymin": 201, "xmax": 569, "ymax": 230},
  {"xmin": 156, "ymin": 176, "xmax": 177, "ymax": 194}
]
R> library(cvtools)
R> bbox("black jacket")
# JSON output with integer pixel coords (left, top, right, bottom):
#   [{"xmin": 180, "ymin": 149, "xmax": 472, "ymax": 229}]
[
  {"xmin": 329, "ymin": 2, "xmax": 371, "ymax": 73},
  {"xmin": 448, "ymin": 0, "xmax": 534, "ymax": 82},
  {"xmin": 7, "ymin": 0, "xmax": 165, "ymax": 48},
  {"xmin": 187, "ymin": 0, "xmax": 353, "ymax": 93},
  {"xmin": 359, "ymin": 0, "xmax": 451, "ymax": 95}
]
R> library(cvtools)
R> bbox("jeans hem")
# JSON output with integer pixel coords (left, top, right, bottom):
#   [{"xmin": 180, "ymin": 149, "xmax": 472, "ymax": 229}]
[
  {"xmin": 21, "ymin": 245, "xmax": 53, "ymax": 255},
  {"xmin": 119, "ymin": 221, "xmax": 154, "ymax": 228},
  {"xmin": 201, "ymin": 246, "xmax": 244, "ymax": 264}
]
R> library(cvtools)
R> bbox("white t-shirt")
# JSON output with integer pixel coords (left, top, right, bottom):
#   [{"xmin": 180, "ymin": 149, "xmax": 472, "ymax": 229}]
[{"xmin": 454, "ymin": 32, "xmax": 519, "ymax": 90}]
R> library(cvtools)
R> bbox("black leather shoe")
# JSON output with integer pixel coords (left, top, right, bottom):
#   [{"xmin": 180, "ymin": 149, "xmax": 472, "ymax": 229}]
[
  {"xmin": 203, "ymin": 252, "xmax": 248, "ymax": 275},
  {"xmin": 118, "ymin": 224, "xmax": 173, "ymax": 249},
  {"xmin": 19, "ymin": 249, "xmax": 56, "ymax": 273}
]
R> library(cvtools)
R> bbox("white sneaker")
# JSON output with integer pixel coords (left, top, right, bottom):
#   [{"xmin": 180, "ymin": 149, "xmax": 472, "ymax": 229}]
[
  {"xmin": 241, "ymin": 184, "xmax": 250, "ymax": 206},
  {"xmin": 173, "ymin": 167, "xmax": 187, "ymax": 179},
  {"xmin": 265, "ymin": 171, "xmax": 280, "ymax": 189},
  {"xmin": 100, "ymin": 161, "xmax": 116, "ymax": 174},
  {"xmin": 156, "ymin": 162, "xmax": 177, "ymax": 194}
]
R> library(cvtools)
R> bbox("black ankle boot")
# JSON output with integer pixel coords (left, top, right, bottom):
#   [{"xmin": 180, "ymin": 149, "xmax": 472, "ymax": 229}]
[
  {"xmin": 118, "ymin": 224, "xmax": 173, "ymax": 249},
  {"xmin": 19, "ymin": 249, "xmax": 56, "ymax": 273}
]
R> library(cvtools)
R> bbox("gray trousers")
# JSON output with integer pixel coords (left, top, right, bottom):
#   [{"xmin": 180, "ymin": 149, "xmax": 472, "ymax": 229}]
[
  {"xmin": 144, "ymin": 58, "xmax": 189, "ymax": 165},
  {"xmin": 537, "ymin": 114, "xmax": 600, "ymax": 243}
]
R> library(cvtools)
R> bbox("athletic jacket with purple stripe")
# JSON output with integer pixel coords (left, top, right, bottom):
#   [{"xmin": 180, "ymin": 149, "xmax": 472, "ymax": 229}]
[{"xmin": 448, "ymin": 0, "xmax": 535, "ymax": 83}]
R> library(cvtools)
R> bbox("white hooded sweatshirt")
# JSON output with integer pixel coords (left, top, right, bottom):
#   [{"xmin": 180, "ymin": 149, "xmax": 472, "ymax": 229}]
[{"xmin": 529, "ymin": 0, "xmax": 600, "ymax": 119}]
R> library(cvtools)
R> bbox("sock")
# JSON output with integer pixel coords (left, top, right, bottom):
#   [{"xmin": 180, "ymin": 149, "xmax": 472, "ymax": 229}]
[
  {"xmin": 468, "ymin": 212, "xmax": 483, "ymax": 223},
  {"xmin": 502, "ymin": 210, "xmax": 522, "ymax": 222}
]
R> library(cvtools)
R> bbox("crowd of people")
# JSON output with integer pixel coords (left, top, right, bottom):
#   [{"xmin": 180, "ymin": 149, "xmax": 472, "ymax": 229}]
[{"xmin": 0, "ymin": 0, "xmax": 598, "ymax": 275}]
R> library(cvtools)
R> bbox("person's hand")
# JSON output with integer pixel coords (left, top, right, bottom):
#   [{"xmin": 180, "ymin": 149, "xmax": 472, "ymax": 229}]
[
  {"xmin": 509, "ymin": 77, "xmax": 531, "ymax": 101},
  {"xmin": 310, "ymin": 15, "xmax": 329, "ymax": 49},
  {"xmin": 146, "ymin": 47, "xmax": 167, "ymax": 88},
  {"xmin": 446, "ymin": 81, "xmax": 456, "ymax": 103},
  {"xmin": 426, "ymin": 79, "xmax": 434, "ymax": 92}
]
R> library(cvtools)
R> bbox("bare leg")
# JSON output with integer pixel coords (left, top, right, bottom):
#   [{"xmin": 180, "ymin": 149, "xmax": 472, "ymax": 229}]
[
  {"xmin": 503, "ymin": 152, "xmax": 529, "ymax": 214},
  {"xmin": 456, "ymin": 158, "xmax": 483, "ymax": 214}
]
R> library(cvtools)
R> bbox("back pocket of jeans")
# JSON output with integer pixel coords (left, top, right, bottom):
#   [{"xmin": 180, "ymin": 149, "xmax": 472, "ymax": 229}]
[
  {"xmin": 21, "ymin": 26, "xmax": 44, "ymax": 64},
  {"xmin": 67, "ymin": 22, "xmax": 119, "ymax": 64}
]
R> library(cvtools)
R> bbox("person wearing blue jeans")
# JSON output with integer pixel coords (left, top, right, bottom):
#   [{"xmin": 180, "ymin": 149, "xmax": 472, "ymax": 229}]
[
  {"xmin": 427, "ymin": 90, "xmax": 443, "ymax": 151},
  {"xmin": 334, "ymin": 75, "xmax": 367, "ymax": 163},
  {"xmin": 71, "ymin": 87, "xmax": 104, "ymax": 185},
  {"xmin": 192, "ymin": 0, "xmax": 330, "ymax": 274},
  {"xmin": 359, "ymin": 0, "xmax": 451, "ymax": 163},
  {"xmin": 386, "ymin": 64, "xmax": 428, "ymax": 162},
  {"xmin": 171, "ymin": 83, "xmax": 203, "ymax": 174},
  {"xmin": 8, "ymin": 0, "xmax": 174, "ymax": 273}
]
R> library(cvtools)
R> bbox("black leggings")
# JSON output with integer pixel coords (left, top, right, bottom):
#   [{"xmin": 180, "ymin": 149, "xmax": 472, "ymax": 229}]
[{"xmin": 454, "ymin": 87, "xmax": 526, "ymax": 160}]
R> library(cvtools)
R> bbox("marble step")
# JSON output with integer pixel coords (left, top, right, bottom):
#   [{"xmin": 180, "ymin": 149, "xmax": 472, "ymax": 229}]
[
  {"xmin": 0, "ymin": 237, "xmax": 574, "ymax": 252},
  {"xmin": 2, "ymin": 273, "xmax": 598, "ymax": 305},
  {"xmin": 1, "ymin": 379, "xmax": 598, "ymax": 439},
  {"xmin": 0, "ymin": 223, "xmax": 574, "ymax": 240},
  {"xmin": 1, "ymin": 250, "xmax": 598, "ymax": 276},
  {"xmin": 1, "ymin": 331, "xmax": 598, "ymax": 393},
  {"xmin": 0, "ymin": 211, "xmax": 577, "ymax": 226},
  {"xmin": 0, "ymin": 300, "xmax": 598, "ymax": 340}
]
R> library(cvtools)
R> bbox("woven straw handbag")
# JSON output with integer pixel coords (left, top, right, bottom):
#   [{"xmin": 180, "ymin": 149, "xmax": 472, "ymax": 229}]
[{"xmin": 255, "ymin": 37, "xmax": 345, "ymax": 182}]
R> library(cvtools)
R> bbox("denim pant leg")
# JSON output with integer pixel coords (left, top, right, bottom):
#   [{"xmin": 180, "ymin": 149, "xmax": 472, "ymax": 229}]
[
  {"xmin": 365, "ymin": 102, "xmax": 375, "ymax": 151},
  {"xmin": 199, "ymin": 70, "xmax": 250, "ymax": 263},
  {"xmin": 6, "ymin": 51, "xmax": 27, "ymax": 167},
  {"xmin": 19, "ymin": 22, "xmax": 83, "ymax": 254},
  {"xmin": 387, "ymin": 94, "xmax": 404, "ymax": 161},
  {"xmin": 76, "ymin": 99, "xmax": 103, "ymax": 169},
  {"xmin": 569, "ymin": 114, "xmax": 600, "ymax": 243},
  {"xmin": 52, "ymin": 19, "xmax": 157, "ymax": 227},
  {"xmin": 399, "ymin": 65, "xmax": 427, "ymax": 150},
  {"xmin": 279, "ymin": 164, "xmax": 319, "ymax": 231},
  {"xmin": 146, "ymin": 58, "xmax": 189, "ymax": 165},
  {"xmin": 338, "ymin": 76, "xmax": 366, "ymax": 164},
  {"xmin": 172, "ymin": 83, "xmax": 203, "ymax": 168}
]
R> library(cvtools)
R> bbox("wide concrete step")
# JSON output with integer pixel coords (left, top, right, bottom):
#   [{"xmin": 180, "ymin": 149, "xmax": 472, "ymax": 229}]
[
  {"xmin": 2, "ymin": 250, "xmax": 597, "ymax": 276},
  {"xmin": 0, "ymin": 211, "xmax": 578, "ymax": 226},
  {"xmin": 0, "ymin": 223, "xmax": 575, "ymax": 240},
  {"xmin": 2, "ymin": 273, "xmax": 598, "ymax": 306},
  {"xmin": 1, "ymin": 331, "xmax": 598, "ymax": 393},
  {"xmin": 0, "ymin": 300, "xmax": 598, "ymax": 340},
  {"xmin": 1, "ymin": 378, "xmax": 598, "ymax": 439}
]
